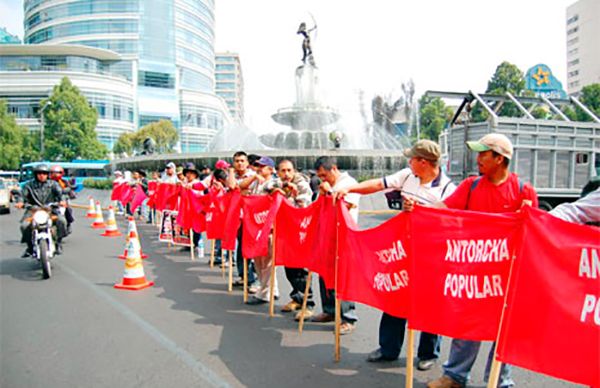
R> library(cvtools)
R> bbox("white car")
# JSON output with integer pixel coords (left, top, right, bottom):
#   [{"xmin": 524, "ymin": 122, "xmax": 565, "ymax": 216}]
[{"xmin": 0, "ymin": 179, "xmax": 10, "ymax": 214}]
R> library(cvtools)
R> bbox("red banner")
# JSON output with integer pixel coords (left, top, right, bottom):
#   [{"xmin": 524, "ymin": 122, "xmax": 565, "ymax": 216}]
[
  {"xmin": 153, "ymin": 183, "xmax": 180, "ymax": 211},
  {"xmin": 222, "ymin": 190, "xmax": 242, "ymax": 250},
  {"xmin": 111, "ymin": 182, "xmax": 126, "ymax": 201},
  {"xmin": 497, "ymin": 208, "xmax": 600, "ymax": 387},
  {"xmin": 337, "ymin": 207, "xmax": 411, "ymax": 318},
  {"xmin": 176, "ymin": 188, "xmax": 206, "ymax": 232},
  {"xmin": 241, "ymin": 195, "xmax": 275, "ymax": 258},
  {"xmin": 130, "ymin": 185, "xmax": 149, "ymax": 213},
  {"xmin": 204, "ymin": 191, "xmax": 228, "ymax": 240},
  {"xmin": 408, "ymin": 206, "xmax": 523, "ymax": 341}
]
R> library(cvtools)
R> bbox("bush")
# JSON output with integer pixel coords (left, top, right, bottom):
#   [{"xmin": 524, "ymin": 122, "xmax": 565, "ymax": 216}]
[{"xmin": 83, "ymin": 178, "xmax": 113, "ymax": 190}]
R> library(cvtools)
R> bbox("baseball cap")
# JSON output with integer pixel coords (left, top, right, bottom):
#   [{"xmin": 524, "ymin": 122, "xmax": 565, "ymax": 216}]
[
  {"xmin": 256, "ymin": 156, "xmax": 275, "ymax": 168},
  {"xmin": 403, "ymin": 139, "xmax": 441, "ymax": 162},
  {"xmin": 466, "ymin": 133, "xmax": 513, "ymax": 160},
  {"xmin": 215, "ymin": 159, "xmax": 230, "ymax": 169},
  {"xmin": 166, "ymin": 162, "xmax": 176, "ymax": 169},
  {"xmin": 114, "ymin": 170, "xmax": 123, "ymax": 176}
]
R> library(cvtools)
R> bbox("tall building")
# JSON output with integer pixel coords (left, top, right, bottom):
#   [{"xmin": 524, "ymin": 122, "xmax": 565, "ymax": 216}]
[
  {"xmin": 0, "ymin": 27, "xmax": 21, "ymax": 44},
  {"xmin": 15, "ymin": 0, "xmax": 231, "ymax": 152},
  {"xmin": 215, "ymin": 52, "xmax": 244, "ymax": 122},
  {"xmin": 566, "ymin": 0, "xmax": 600, "ymax": 95}
]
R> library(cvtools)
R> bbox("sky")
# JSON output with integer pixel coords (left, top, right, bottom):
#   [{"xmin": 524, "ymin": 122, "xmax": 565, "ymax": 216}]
[{"xmin": 1, "ymin": 0, "xmax": 575, "ymax": 134}]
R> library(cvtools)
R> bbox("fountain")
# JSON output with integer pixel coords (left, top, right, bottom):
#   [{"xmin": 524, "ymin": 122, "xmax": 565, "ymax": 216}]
[{"xmin": 112, "ymin": 20, "xmax": 409, "ymax": 178}]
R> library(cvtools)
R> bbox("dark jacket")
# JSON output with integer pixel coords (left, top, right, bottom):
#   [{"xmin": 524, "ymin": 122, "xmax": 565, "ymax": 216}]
[{"xmin": 20, "ymin": 179, "xmax": 63, "ymax": 208}]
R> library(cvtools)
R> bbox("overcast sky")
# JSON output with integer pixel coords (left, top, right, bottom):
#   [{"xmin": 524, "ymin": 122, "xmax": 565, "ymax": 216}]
[{"xmin": 1, "ymin": 0, "xmax": 574, "ymax": 133}]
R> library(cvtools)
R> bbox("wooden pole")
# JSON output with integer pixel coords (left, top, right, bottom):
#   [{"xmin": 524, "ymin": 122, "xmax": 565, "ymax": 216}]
[
  {"xmin": 243, "ymin": 257, "xmax": 248, "ymax": 303},
  {"xmin": 190, "ymin": 229, "xmax": 195, "ymax": 261},
  {"xmin": 221, "ymin": 249, "xmax": 225, "ymax": 278},
  {"xmin": 298, "ymin": 271, "xmax": 312, "ymax": 334},
  {"xmin": 228, "ymin": 250, "xmax": 233, "ymax": 293},
  {"xmin": 268, "ymin": 225, "xmax": 277, "ymax": 317},
  {"xmin": 210, "ymin": 239, "xmax": 215, "ymax": 268},
  {"xmin": 334, "ymin": 218, "xmax": 341, "ymax": 362},
  {"xmin": 405, "ymin": 329, "xmax": 415, "ymax": 388},
  {"xmin": 487, "ymin": 359, "xmax": 503, "ymax": 388}
]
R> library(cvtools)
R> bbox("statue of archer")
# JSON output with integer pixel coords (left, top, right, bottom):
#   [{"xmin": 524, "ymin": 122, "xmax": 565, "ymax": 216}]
[{"xmin": 297, "ymin": 22, "xmax": 317, "ymax": 66}]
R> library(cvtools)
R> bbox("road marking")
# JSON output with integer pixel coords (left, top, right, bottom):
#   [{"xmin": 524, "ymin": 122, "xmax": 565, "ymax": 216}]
[{"xmin": 58, "ymin": 262, "xmax": 231, "ymax": 388}]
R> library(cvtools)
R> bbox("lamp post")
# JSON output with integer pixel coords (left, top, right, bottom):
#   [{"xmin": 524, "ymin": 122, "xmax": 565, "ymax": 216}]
[{"xmin": 39, "ymin": 101, "xmax": 52, "ymax": 158}]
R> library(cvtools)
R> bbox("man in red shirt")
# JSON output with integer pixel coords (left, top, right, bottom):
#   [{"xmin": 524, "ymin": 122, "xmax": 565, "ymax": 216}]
[{"xmin": 424, "ymin": 133, "xmax": 538, "ymax": 388}]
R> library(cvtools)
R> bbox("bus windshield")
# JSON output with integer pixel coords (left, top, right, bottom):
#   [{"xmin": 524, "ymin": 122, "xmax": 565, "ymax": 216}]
[{"xmin": 19, "ymin": 160, "xmax": 109, "ymax": 191}]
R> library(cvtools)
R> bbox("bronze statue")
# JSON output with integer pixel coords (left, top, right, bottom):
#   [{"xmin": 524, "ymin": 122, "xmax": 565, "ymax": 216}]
[{"xmin": 297, "ymin": 22, "xmax": 316, "ymax": 66}]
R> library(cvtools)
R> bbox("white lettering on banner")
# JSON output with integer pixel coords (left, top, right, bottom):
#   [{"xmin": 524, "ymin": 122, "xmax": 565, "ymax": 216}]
[
  {"xmin": 375, "ymin": 240, "xmax": 407, "ymax": 264},
  {"xmin": 300, "ymin": 216, "xmax": 312, "ymax": 229},
  {"xmin": 255, "ymin": 230, "xmax": 262, "ymax": 242},
  {"xmin": 253, "ymin": 210, "xmax": 268, "ymax": 225},
  {"xmin": 297, "ymin": 216, "xmax": 313, "ymax": 244},
  {"xmin": 443, "ymin": 273, "xmax": 504, "ymax": 299},
  {"xmin": 373, "ymin": 270, "xmax": 409, "ymax": 292},
  {"xmin": 299, "ymin": 231, "xmax": 307, "ymax": 244},
  {"xmin": 444, "ymin": 239, "xmax": 510, "ymax": 263},
  {"xmin": 579, "ymin": 248, "xmax": 600, "ymax": 279},
  {"xmin": 205, "ymin": 212, "xmax": 213, "ymax": 222},
  {"xmin": 580, "ymin": 294, "xmax": 600, "ymax": 325}
]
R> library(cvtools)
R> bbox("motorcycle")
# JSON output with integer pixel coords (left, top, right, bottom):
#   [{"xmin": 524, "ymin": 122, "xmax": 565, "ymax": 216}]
[{"xmin": 26, "ymin": 205, "xmax": 59, "ymax": 279}]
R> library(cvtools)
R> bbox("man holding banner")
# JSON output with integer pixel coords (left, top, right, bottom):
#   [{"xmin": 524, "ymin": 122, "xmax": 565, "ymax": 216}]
[
  {"xmin": 336, "ymin": 139, "xmax": 455, "ymax": 369},
  {"xmin": 425, "ymin": 133, "xmax": 538, "ymax": 388}
]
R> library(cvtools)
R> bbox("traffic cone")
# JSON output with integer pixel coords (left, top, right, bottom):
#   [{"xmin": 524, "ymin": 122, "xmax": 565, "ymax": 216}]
[
  {"xmin": 114, "ymin": 231, "xmax": 154, "ymax": 291},
  {"xmin": 86, "ymin": 197, "xmax": 96, "ymax": 218},
  {"xmin": 101, "ymin": 206, "xmax": 122, "ymax": 237},
  {"xmin": 118, "ymin": 217, "xmax": 148, "ymax": 259},
  {"xmin": 91, "ymin": 202, "xmax": 106, "ymax": 229}
]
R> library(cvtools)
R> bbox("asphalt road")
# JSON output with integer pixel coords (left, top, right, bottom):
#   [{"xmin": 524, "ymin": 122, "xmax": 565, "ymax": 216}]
[{"xmin": 0, "ymin": 207, "xmax": 580, "ymax": 388}]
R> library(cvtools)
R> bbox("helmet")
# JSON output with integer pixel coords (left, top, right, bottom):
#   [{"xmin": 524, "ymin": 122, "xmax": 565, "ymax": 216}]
[
  {"xmin": 50, "ymin": 165, "xmax": 64, "ymax": 174},
  {"xmin": 33, "ymin": 164, "xmax": 50, "ymax": 174}
]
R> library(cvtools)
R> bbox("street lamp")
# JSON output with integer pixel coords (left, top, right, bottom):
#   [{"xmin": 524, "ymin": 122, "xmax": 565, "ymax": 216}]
[{"xmin": 39, "ymin": 100, "xmax": 52, "ymax": 158}]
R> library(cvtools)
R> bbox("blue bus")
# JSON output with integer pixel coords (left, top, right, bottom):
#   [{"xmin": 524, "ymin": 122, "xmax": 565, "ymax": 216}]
[{"xmin": 20, "ymin": 160, "xmax": 109, "ymax": 191}]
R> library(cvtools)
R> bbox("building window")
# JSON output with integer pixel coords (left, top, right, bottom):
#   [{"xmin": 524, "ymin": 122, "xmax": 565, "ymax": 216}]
[
  {"xmin": 567, "ymin": 14, "xmax": 579, "ymax": 25},
  {"xmin": 567, "ymin": 26, "xmax": 579, "ymax": 35},
  {"xmin": 568, "ymin": 70, "xmax": 579, "ymax": 77},
  {"xmin": 576, "ymin": 153, "xmax": 588, "ymax": 165},
  {"xmin": 215, "ymin": 64, "xmax": 235, "ymax": 71},
  {"xmin": 567, "ymin": 37, "xmax": 579, "ymax": 46},
  {"xmin": 568, "ymin": 47, "xmax": 579, "ymax": 56},
  {"xmin": 568, "ymin": 59, "xmax": 580, "ymax": 67},
  {"xmin": 138, "ymin": 71, "xmax": 175, "ymax": 89}
]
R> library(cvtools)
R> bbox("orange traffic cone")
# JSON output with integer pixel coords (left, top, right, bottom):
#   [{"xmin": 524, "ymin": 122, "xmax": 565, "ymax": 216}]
[
  {"xmin": 91, "ymin": 201, "xmax": 106, "ymax": 229},
  {"xmin": 86, "ymin": 197, "xmax": 96, "ymax": 218},
  {"xmin": 101, "ymin": 206, "xmax": 122, "ymax": 237},
  {"xmin": 118, "ymin": 217, "xmax": 148, "ymax": 259},
  {"xmin": 114, "ymin": 231, "xmax": 154, "ymax": 291}
]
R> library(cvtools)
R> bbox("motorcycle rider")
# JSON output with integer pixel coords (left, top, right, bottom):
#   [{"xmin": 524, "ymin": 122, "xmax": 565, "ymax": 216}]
[
  {"xmin": 50, "ymin": 165, "xmax": 76, "ymax": 234},
  {"xmin": 15, "ymin": 164, "xmax": 67, "ymax": 257}
]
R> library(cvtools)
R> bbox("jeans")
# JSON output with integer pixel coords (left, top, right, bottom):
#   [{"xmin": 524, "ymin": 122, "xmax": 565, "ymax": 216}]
[
  {"xmin": 378, "ymin": 312, "xmax": 441, "ymax": 360},
  {"xmin": 444, "ymin": 339, "xmax": 514, "ymax": 387},
  {"xmin": 285, "ymin": 267, "xmax": 314, "ymax": 307},
  {"xmin": 235, "ymin": 225, "xmax": 256, "ymax": 284},
  {"xmin": 318, "ymin": 276, "xmax": 358, "ymax": 323}
]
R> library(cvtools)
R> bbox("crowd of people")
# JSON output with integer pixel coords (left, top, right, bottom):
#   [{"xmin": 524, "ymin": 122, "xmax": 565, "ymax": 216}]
[{"xmin": 111, "ymin": 134, "xmax": 599, "ymax": 388}]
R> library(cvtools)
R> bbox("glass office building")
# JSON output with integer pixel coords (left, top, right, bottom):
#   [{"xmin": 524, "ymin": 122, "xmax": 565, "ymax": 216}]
[{"xmin": 20, "ymin": 0, "xmax": 231, "ymax": 152}]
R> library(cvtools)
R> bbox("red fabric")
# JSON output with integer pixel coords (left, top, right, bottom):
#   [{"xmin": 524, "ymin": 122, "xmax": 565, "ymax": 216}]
[
  {"xmin": 443, "ymin": 174, "xmax": 538, "ymax": 212},
  {"xmin": 111, "ymin": 182, "xmax": 126, "ymax": 201},
  {"xmin": 222, "ymin": 190, "xmax": 242, "ymax": 250},
  {"xmin": 118, "ymin": 184, "xmax": 134, "ymax": 206},
  {"xmin": 176, "ymin": 188, "xmax": 205, "ymax": 232},
  {"xmin": 241, "ymin": 195, "xmax": 274, "ymax": 258},
  {"xmin": 204, "ymin": 190, "xmax": 228, "ymax": 240},
  {"xmin": 130, "ymin": 185, "xmax": 149, "ymax": 213},
  {"xmin": 337, "ymin": 206, "xmax": 411, "ymax": 318},
  {"xmin": 154, "ymin": 183, "xmax": 180, "ymax": 211},
  {"xmin": 497, "ymin": 208, "xmax": 600, "ymax": 387},
  {"xmin": 146, "ymin": 181, "xmax": 158, "ymax": 207},
  {"xmin": 408, "ymin": 205, "xmax": 523, "ymax": 341}
]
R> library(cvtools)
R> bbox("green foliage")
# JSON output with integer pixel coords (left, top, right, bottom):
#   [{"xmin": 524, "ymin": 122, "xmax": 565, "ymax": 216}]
[
  {"xmin": 113, "ymin": 119, "xmax": 179, "ymax": 156},
  {"xmin": 82, "ymin": 178, "xmax": 113, "ymax": 190},
  {"xmin": 418, "ymin": 95, "xmax": 453, "ymax": 141},
  {"xmin": 575, "ymin": 83, "xmax": 600, "ymax": 122},
  {"xmin": 471, "ymin": 61, "xmax": 526, "ymax": 121},
  {"xmin": 0, "ymin": 100, "xmax": 40, "ymax": 169},
  {"xmin": 41, "ymin": 77, "xmax": 107, "ymax": 161}
]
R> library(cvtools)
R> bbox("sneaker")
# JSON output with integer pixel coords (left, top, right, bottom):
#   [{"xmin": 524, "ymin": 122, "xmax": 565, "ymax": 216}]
[
  {"xmin": 339, "ymin": 322, "xmax": 355, "ymax": 335},
  {"xmin": 427, "ymin": 375, "xmax": 463, "ymax": 388},
  {"xmin": 21, "ymin": 249, "xmax": 32, "ymax": 258},
  {"xmin": 366, "ymin": 348, "xmax": 397, "ymax": 362},
  {"xmin": 294, "ymin": 308, "xmax": 314, "ymax": 321},
  {"xmin": 417, "ymin": 358, "xmax": 437, "ymax": 371},
  {"xmin": 248, "ymin": 284, "xmax": 260, "ymax": 294},
  {"xmin": 232, "ymin": 279, "xmax": 244, "ymax": 288},
  {"xmin": 310, "ymin": 312, "xmax": 335, "ymax": 323},
  {"xmin": 281, "ymin": 300, "xmax": 301, "ymax": 312},
  {"xmin": 246, "ymin": 296, "xmax": 268, "ymax": 305}
]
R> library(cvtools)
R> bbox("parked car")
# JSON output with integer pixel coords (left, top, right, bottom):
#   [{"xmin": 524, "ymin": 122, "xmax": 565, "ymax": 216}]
[
  {"xmin": 0, "ymin": 179, "xmax": 10, "ymax": 214},
  {"xmin": 4, "ymin": 178, "xmax": 20, "ymax": 201}
]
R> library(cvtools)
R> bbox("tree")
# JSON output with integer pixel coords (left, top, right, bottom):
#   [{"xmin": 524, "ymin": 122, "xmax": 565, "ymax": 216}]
[
  {"xmin": 471, "ymin": 61, "xmax": 526, "ymax": 121},
  {"xmin": 575, "ymin": 83, "xmax": 600, "ymax": 122},
  {"xmin": 418, "ymin": 95, "xmax": 454, "ymax": 141},
  {"xmin": 41, "ymin": 77, "xmax": 107, "ymax": 160},
  {"xmin": 113, "ymin": 119, "xmax": 178, "ymax": 156},
  {"xmin": 0, "ymin": 100, "xmax": 27, "ymax": 170}
]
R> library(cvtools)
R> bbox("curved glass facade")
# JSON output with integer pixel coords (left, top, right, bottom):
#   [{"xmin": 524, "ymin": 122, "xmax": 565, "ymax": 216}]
[
  {"xmin": 21, "ymin": 0, "xmax": 224, "ymax": 152},
  {"xmin": 0, "ymin": 55, "xmax": 123, "ymax": 78}
]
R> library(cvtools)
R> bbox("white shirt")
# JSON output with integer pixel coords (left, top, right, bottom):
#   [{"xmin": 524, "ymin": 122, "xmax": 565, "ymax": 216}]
[
  {"xmin": 383, "ymin": 167, "xmax": 456, "ymax": 204},
  {"xmin": 333, "ymin": 172, "xmax": 360, "ymax": 223},
  {"xmin": 550, "ymin": 188, "xmax": 600, "ymax": 224}
]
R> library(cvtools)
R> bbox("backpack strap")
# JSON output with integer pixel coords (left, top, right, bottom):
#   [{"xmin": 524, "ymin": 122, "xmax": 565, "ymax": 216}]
[{"xmin": 465, "ymin": 177, "xmax": 481, "ymax": 210}]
